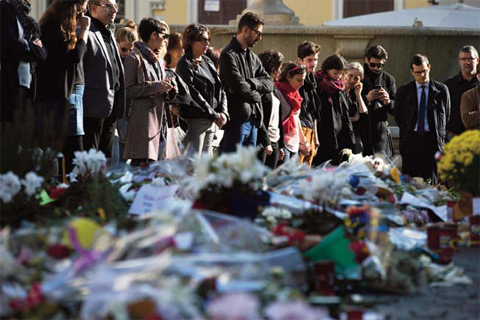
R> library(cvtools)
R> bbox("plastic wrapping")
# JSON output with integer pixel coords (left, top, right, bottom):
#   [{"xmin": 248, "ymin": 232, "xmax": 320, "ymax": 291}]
[{"xmin": 389, "ymin": 228, "xmax": 427, "ymax": 251}]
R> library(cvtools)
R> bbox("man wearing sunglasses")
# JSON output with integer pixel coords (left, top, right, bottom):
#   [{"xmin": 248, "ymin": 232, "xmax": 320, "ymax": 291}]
[
  {"xmin": 361, "ymin": 45, "xmax": 397, "ymax": 157},
  {"xmin": 219, "ymin": 12, "xmax": 274, "ymax": 153},
  {"xmin": 82, "ymin": 0, "xmax": 125, "ymax": 161},
  {"xmin": 395, "ymin": 54, "xmax": 450, "ymax": 182}
]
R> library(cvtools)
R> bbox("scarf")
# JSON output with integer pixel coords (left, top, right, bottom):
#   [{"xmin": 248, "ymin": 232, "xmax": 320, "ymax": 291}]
[
  {"xmin": 134, "ymin": 41, "xmax": 160, "ymax": 65},
  {"xmin": 315, "ymin": 70, "xmax": 345, "ymax": 97},
  {"xmin": 275, "ymin": 81, "xmax": 303, "ymax": 136},
  {"xmin": 5, "ymin": 0, "xmax": 40, "ymax": 40}
]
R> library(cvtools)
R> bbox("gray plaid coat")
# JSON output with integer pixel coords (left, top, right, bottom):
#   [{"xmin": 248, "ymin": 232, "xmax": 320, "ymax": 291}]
[{"xmin": 123, "ymin": 47, "xmax": 166, "ymax": 161}]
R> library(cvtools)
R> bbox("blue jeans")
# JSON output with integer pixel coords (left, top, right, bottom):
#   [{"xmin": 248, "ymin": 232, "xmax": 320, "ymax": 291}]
[
  {"xmin": 283, "ymin": 148, "xmax": 297, "ymax": 163},
  {"xmin": 222, "ymin": 117, "xmax": 258, "ymax": 153}
]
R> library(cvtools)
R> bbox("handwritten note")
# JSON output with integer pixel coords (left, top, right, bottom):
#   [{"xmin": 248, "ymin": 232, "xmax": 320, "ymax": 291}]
[
  {"xmin": 129, "ymin": 184, "xmax": 179, "ymax": 215},
  {"xmin": 400, "ymin": 192, "xmax": 447, "ymax": 222}
]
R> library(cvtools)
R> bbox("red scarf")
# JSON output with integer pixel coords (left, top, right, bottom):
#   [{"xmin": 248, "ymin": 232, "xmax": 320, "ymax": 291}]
[
  {"xmin": 275, "ymin": 81, "xmax": 303, "ymax": 136},
  {"xmin": 315, "ymin": 70, "xmax": 345, "ymax": 97}
]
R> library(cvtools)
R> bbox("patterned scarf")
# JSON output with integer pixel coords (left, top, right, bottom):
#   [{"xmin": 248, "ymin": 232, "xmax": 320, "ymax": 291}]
[
  {"xmin": 134, "ymin": 41, "xmax": 160, "ymax": 65},
  {"xmin": 275, "ymin": 81, "xmax": 303, "ymax": 135},
  {"xmin": 4, "ymin": 0, "xmax": 40, "ymax": 40},
  {"xmin": 315, "ymin": 70, "xmax": 345, "ymax": 97}
]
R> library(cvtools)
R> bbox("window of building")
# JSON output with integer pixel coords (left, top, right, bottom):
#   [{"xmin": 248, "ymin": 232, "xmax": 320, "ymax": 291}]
[
  {"xmin": 343, "ymin": 0, "xmax": 394, "ymax": 18},
  {"xmin": 198, "ymin": 0, "xmax": 247, "ymax": 25}
]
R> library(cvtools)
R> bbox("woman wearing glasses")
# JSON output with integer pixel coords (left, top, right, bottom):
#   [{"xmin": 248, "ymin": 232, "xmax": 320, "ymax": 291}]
[
  {"xmin": 275, "ymin": 62, "xmax": 309, "ymax": 163},
  {"xmin": 122, "ymin": 18, "xmax": 174, "ymax": 166},
  {"xmin": 176, "ymin": 24, "xmax": 228, "ymax": 156},
  {"xmin": 115, "ymin": 19, "xmax": 138, "ymax": 62},
  {"xmin": 36, "ymin": 0, "xmax": 90, "ymax": 174},
  {"xmin": 314, "ymin": 54, "xmax": 354, "ymax": 166}
]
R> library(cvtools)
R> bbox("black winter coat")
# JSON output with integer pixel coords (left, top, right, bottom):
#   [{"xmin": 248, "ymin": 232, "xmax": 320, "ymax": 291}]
[
  {"xmin": 361, "ymin": 65, "xmax": 396, "ymax": 155},
  {"xmin": 0, "ymin": 1, "xmax": 47, "ymax": 122},
  {"xmin": 219, "ymin": 36, "xmax": 273, "ymax": 127},
  {"xmin": 176, "ymin": 54, "xmax": 228, "ymax": 121},
  {"xmin": 315, "ymin": 90, "xmax": 354, "ymax": 165},
  {"xmin": 36, "ymin": 20, "xmax": 87, "ymax": 101},
  {"xmin": 257, "ymin": 90, "xmax": 284, "ymax": 148},
  {"xmin": 299, "ymin": 72, "xmax": 321, "ymax": 129}
]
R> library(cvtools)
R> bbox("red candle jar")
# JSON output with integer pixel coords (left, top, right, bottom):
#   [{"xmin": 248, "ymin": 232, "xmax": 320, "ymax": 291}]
[
  {"xmin": 427, "ymin": 224, "xmax": 458, "ymax": 264},
  {"xmin": 347, "ymin": 309, "xmax": 364, "ymax": 320},
  {"xmin": 313, "ymin": 260, "xmax": 335, "ymax": 296}
]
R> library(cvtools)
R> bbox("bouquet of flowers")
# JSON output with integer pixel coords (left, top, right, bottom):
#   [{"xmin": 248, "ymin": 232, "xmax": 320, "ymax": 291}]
[
  {"xmin": 184, "ymin": 146, "xmax": 270, "ymax": 218},
  {"xmin": 55, "ymin": 149, "xmax": 129, "ymax": 222},
  {"xmin": 0, "ymin": 171, "xmax": 48, "ymax": 228},
  {"xmin": 437, "ymin": 130, "xmax": 480, "ymax": 196}
]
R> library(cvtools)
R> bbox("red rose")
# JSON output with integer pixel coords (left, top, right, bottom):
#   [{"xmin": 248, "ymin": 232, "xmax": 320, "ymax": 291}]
[
  {"xmin": 47, "ymin": 244, "xmax": 71, "ymax": 259},
  {"xmin": 48, "ymin": 187, "xmax": 66, "ymax": 200}
]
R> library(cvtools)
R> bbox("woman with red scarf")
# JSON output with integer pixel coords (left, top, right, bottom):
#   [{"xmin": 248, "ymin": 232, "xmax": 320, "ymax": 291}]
[
  {"xmin": 276, "ymin": 62, "xmax": 310, "ymax": 162},
  {"xmin": 313, "ymin": 54, "xmax": 354, "ymax": 166}
]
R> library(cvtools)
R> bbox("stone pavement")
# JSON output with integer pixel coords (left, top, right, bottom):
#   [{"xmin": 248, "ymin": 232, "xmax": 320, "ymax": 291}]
[{"xmin": 367, "ymin": 247, "xmax": 480, "ymax": 320}]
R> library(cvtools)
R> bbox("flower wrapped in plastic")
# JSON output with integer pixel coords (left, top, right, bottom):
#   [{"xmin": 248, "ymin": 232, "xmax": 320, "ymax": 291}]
[{"xmin": 183, "ymin": 146, "xmax": 270, "ymax": 219}]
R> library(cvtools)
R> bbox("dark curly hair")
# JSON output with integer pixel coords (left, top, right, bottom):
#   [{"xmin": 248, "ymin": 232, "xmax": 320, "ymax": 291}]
[
  {"xmin": 182, "ymin": 23, "xmax": 210, "ymax": 57},
  {"xmin": 258, "ymin": 50, "xmax": 284, "ymax": 76}
]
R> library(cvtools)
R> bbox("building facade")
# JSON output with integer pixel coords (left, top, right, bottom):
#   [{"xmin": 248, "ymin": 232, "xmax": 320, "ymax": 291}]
[{"xmin": 30, "ymin": 0, "xmax": 476, "ymax": 26}]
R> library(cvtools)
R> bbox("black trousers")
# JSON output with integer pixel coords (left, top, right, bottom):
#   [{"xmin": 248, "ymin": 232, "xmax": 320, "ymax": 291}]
[
  {"xmin": 83, "ymin": 112, "xmax": 116, "ymax": 159},
  {"xmin": 402, "ymin": 131, "xmax": 438, "ymax": 182},
  {"xmin": 258, "ymin": 141, "xmax": 280, "ymax": 169},
  {"xmin": 63, "ymin": 135, "xmax": 83, "ymax": 174}
]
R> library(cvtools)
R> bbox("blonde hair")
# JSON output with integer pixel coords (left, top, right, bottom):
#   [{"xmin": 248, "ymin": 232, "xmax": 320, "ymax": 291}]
[
  {"xmin": 115, "ymin": 19, "xmax": 138, "ymax": 43},
  {"xmin": 345, "ymin": 62, "xmax": 364, "ymax": 79}
]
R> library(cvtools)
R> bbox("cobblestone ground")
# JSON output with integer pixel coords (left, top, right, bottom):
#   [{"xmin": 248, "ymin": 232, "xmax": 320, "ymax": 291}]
[{"xmin": 365, "ymin": 247, "xmax": 480, "ymax": 320}]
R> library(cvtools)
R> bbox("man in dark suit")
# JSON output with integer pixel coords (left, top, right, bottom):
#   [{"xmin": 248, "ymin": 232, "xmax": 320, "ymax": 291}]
[
  {"xmin": 395, "ymin": 54, "xmax": 451, "ymax": 181},
  {"xmin": 83, "ymin": 0, "xmax": 125, "ymax": 159}
]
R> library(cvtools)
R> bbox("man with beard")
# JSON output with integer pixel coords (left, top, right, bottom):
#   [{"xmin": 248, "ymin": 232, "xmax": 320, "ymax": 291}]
[
  {"xmin": 361, "ymin": 45, "xmax": 396, "ymax": 156},
  {"xmin": 83, "ymin": 0, "xmax": 125, "ymax": 160},
  {"xmin": 395, "ymin": 54, "xmax": 450, "ymax": 181},
  {"xmin": 219, "ymin": 12, "xmax": 273, "ymax": 152},
  {"xmin": 297, "ymin": 41, "xmax": 321, "ymax": 167},
  {"xmin": 444, "ymin": 45, "xmax": 479, "ymax": 138}
]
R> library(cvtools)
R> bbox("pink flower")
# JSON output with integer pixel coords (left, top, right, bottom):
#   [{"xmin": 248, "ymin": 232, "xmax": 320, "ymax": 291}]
[
  {"xmin": 206, "ymin": 293, "xmax": 260, "ymax": 320},
  {"xmin": 265, "ymin": 300, "xmax": 331, "ymax": 320}
]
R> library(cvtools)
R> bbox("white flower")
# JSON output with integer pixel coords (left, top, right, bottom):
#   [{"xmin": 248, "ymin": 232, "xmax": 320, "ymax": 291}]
[
  {"xmin": 22, "ymin": 171, "xmax": 44, "ymax": 196},
  {"xmin": 71, "ymin": 149, "xmax": 107, "ymax": 179},
  {"xmin": 298, "ymin": 169, "xmax": 352, "ymax": 204},
  {"xmin": 0, "ymin": 171, "xmax": 21, "ymax": 203},
  {"xmin": 262, "ymin": 207, "xmax": 292, "ymax": 220}
]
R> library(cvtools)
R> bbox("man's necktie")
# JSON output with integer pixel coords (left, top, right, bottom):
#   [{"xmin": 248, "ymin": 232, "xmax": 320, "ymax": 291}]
[{"xmin": 418, "ymin": 85, "xmax": 427, "ymax": 133}]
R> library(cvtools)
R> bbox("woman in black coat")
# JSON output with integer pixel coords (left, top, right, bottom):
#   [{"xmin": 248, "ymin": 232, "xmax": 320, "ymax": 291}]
[
  {"xmin": 314, "ymin": 54, "xmax": 354, "ymax": 166},
  {"xmin": 0, "ymin": 0, "xmax": 47, "ymax": 124},
  {"xmin": 35, "ymin": 0, "xmax": 90, "ymax": 174},
  {"xmin": 176, "ymin": 24, "xmax": 228, "ymax": 156}
]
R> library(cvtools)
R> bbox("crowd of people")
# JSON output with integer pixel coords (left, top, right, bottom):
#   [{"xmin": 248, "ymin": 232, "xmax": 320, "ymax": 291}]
[{"xmin": 1, "ymin": 0, "xmax": 479, "ymax": 182}]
